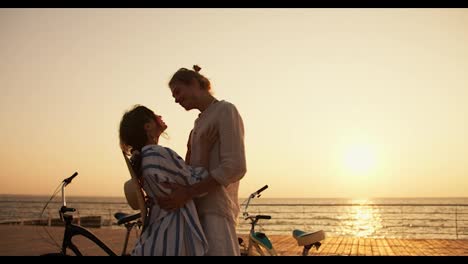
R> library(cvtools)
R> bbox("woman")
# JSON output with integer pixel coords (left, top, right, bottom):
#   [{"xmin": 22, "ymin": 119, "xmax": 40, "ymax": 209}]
[{"xmin": 119, "ymin": 105, "xmax": 215, "ymax": 256}]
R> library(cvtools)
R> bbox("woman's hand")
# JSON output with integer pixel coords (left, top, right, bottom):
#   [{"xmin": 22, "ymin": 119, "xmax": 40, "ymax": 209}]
[{"xmin": 157, "ymin": 182, "xmax": 192, "ymax": 211}]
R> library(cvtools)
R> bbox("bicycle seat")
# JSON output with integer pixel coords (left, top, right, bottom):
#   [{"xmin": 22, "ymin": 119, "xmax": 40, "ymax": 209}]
[
  {"xmin": 292, "ymin": 229, "xmax": 325, "ymax": 246},
  {"xmin": 114, "ymin": 212, "xmax": 141, "ymax": 225}
]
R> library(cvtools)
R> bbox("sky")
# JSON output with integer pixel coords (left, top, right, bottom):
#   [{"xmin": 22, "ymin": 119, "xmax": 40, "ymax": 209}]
[{"xmin": 1, "ymin": 8, "xmax": 467, "ymax": 199}]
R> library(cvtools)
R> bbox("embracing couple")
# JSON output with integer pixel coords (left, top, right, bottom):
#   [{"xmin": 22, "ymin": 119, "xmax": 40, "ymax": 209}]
[{"xmin": 118, "ymin": 65, "xmax": 247, "ymax": 256}]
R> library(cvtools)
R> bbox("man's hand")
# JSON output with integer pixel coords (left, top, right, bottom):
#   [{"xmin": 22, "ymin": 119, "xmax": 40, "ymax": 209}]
[{"xmin": 157, "ymin": 182, "xmax": 192, "ymax": 212}]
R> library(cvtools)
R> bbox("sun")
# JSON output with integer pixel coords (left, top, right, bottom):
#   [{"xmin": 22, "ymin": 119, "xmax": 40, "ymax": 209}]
[{"xmin": 343, "ymin": 143, "xmax": 377, "ymax": 175}]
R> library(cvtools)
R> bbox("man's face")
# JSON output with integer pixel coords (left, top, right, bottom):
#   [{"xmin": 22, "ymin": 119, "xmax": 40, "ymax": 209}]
[{"xmin": 170, "ymin": 81, "xmax": 198, "ymax": 111}]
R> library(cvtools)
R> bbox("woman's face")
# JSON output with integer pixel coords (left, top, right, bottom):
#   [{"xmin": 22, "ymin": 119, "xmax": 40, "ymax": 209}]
[
  {"xmin": 146, "ymin": 113, "xmax": 168, "ymax": 140},
  {"xmin": 154, "ymin": 114, "xmax": 168, "ymax": 133}
]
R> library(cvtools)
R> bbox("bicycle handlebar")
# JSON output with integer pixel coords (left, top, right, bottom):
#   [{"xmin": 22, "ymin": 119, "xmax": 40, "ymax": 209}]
[
  {"xmin": 63, "ymin": 172, "xmax": 78, "ymax": 185},
  {"xmin": 250, "ymin": 185, "xmax": 268, "ymax": 198},
  {"xmin": 243, "ymin": 185, "xmax": 269, "ymax": 217},
  {"xmin": 256, "ymin": 215, "xmax": 271, "ymax": 220},
  {"xmin": 61, "ymin": 172, "xmax": 78, "ymax": 208},
  {"xmin": 61, "ymin": 206, "xmax": 76, "ymax": 213}
]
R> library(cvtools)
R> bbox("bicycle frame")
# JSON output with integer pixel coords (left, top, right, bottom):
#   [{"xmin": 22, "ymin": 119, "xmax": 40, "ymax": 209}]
[
  {"xmin": 43, "ymin": 172, "xmax": 141, "ymax": 256},
  {"xmin": 239, "ymin": 185, "xmax": 277, "ymax": 256},
  {"xmin": 59, "ymin": 213, "xmax": 118, "ymax": 256},
  {"xmin": 242, "ymin": 215, "xmax": 277, "ymax": 256}
]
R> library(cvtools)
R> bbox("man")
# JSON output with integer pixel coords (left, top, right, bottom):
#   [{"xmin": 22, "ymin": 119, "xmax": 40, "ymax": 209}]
[{"xmin": 158, "ymin": 65, "xmax": 247, "ymax": 256}]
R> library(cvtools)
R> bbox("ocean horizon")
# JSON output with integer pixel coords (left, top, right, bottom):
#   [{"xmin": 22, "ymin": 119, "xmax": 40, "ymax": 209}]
[
  {"xmin": 1, "ymin": 194, "xmax": 467, "ymax": 240},
  {"xmin": 2, "ymin": 193, "xmax": 468, "ymax": 200}
]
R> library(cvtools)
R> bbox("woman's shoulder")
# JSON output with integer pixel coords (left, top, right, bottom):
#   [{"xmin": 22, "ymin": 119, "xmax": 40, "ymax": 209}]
[
  {"xmin": 161, "ymin": 146, "xmax": 185, "ymax": 161},
  {"xmin": 141, "ymin": 144, "xmax": 165, "ymax": 155},
  {"xmin": 142, "ymin": 145, "xmax": 183, "ymax": 159}
]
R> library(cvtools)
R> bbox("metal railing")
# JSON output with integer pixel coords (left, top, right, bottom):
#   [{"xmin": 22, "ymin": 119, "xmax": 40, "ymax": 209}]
[
  {"xmin": 237, "ymin": 203, "xmax": 468, "ymax": 239},
  {"xmin": 2, "ymin": 199, "xmax": 467, "ymax": 239}
]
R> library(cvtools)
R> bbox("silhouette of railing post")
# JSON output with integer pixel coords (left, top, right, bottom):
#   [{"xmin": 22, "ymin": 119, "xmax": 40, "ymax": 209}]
[
  {"xmin": 455, "ymin": 206, "xmax": 458, "ymax": 239},
  {"xmin": 302, "ymin": 205, "xmax": 306, "ymax": 230},
  {"xmin": 401, "ymin": 205, "xmax": 404, "ymax": 238},
  {"xmin": 48, "ymin": 208, "xmax": 51, "ymax": 226}
]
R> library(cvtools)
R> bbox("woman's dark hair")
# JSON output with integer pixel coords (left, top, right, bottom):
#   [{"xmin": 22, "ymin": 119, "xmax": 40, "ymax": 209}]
[
  {"xmin": 119, "ymin": 105, "xmax": 156, "ymax": 178},
  {"xmin": 168, "ymin": 64, "xmax": 211, "ymax": 91}
]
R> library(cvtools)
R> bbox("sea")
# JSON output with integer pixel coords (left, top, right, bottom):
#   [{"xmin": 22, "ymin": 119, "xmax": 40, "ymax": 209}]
[{"xmin": 1, "ymin": 194, "xmax": 467, "ymax": 240}]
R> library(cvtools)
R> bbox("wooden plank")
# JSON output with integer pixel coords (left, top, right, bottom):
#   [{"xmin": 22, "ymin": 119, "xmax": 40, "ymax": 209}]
[
  {"xmin": 346, "ymin": 236, "xmax": 355, "ymax": 256},
  {"xmin": 282, "ymin": 240, "xmax": 300, "ymax": 256},
  {"xmin": 375, "ymin": 238, "xmax": 386, "ymax": 256},
  {"xmin": 312, "ymin": 237, "xmax": 330, "ymax": 256},
  {"xmin": 382, "ymin": 238, "xmax": 393, "ymax": 256},
  {"xmin": 424, "ymin": 239, "xmax": 443, "ymax": 256},
  {"xmin": 409, "ymin": 239, "xmax": 429, "ymax": 256},
  {"xmin": 273, "ymin": 235, "xmax": 297, "ymax": 256},
  {"xmin": 454, "ymin": 239, "xmax": 468, "ymax": 248},
  {"xmin": 461, "ymin": 240, "xmax": 468, "ymax": 256},
  {"xmin": 386, "ymin": 238, "xmax": 400, "ymax": 256},
  {"xmin": 396, "ymin": 238, "xmax": 411, "ymax": 256},
  {"xmin": 450, "ymin": 239, "xmax": 468, "ymax": 255},
  {"xmin": 370, "ymin": 237, "xmax": 380, "ymax": 256},
  {"xmin": 273, "ymin": 234, "xmax": 291, "ymax": 246},
  {"xmin": 415, "ymin": 239, "xmax": 432, "ymax": 256},
  {"xmin": 337, "ymin": 236, "xmax": 349, "ymax": 256},
  {"xmin": 449, "ymin": 239, "xmax": 467, "ymax": 255},
  {"xmin": 323, "ymin": 236, "xmax": 333, "ymax": 256},
  {"xmin": 439, "ymin": 239, "xmax": 460, "ymax": 255},
  {"xmin": 342, "ymin": 236, "xmax": 353, "ymax": 256},
  {"xmin": 309, "ymin": 236, "xmax": 329, "ymax": 256},
  {"xmin": 449, "ymin": 239, "xmax": 465, "ymax": 248},
  {"xmin": 327, "ymin": 236, "xmax": 343, "ymax": 256},
  {"xmin": 419, "ymin": 239, "xmax": 434, "ymax": 256},
  {"xmin": 334, "ymin": 236, "xmax": 346, "ymax": 256},
  {"xmin": 363, "ymin": 237, "xmax": 373, "ymax": 256},
  {"xmin": 431, "ymin": 239, "xmax": 450, "ymax": 256},
  {"xmin": 350, "ymin": 237, "xmax": 359, "ymax": 256},
  {"xmin": 400, "ymin": 239, "xmax": 419, "ymax": 256},
  {"xmin": 271, "ymin": 235, "xmax": 291, "ymax": 254},
  {"xmin": 287, "ymin": 235, "xmax": 302, "ymax": 256},
  {"xmin": 318, "ymin": 236, "xmax": 337, "ymax": 256},
  {"xmin": 357, "ymin": 238, "xmax": 366, "ymax": 256}
]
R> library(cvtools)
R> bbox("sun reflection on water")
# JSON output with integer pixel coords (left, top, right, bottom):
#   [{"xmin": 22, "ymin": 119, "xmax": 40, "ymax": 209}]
[{"xmin": 342, "ymin": 199, "xmax": 383, "ymax": 237}]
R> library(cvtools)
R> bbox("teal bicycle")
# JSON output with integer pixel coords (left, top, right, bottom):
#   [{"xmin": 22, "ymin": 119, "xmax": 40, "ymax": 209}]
[{"xmin": 238, "ymin": 185, "xmax": 326, "ymax": 256}]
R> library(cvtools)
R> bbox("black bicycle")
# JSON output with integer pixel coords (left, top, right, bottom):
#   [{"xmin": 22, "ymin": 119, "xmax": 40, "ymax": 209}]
[{"xmin": 40, "ymin": 172, "xmax": 143, "ymax": 256}]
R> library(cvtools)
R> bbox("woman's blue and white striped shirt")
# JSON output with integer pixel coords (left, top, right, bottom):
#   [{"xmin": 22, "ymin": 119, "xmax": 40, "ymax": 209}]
[{"xmin": 131, "ymin": 144, "xmax": 209, "ymax": 256}]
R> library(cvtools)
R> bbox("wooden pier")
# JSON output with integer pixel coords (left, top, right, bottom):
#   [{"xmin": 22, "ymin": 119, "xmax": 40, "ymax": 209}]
[
  {"xmin": 1, "ymin": 225, "xmax": 467, "ymax": 256},
  {"xmin": 239, "ymin": 234, "xmax": 468, "ymax": 256}
]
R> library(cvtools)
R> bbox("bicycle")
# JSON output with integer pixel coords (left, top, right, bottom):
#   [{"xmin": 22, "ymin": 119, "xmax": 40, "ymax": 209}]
[
  {"xmin": 40, "ymin": 172, "xmax": 144, "ymax": 256},
  {"xmin": 238, "ymin": 185, "xmax": 326, "ymax": 256}
]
